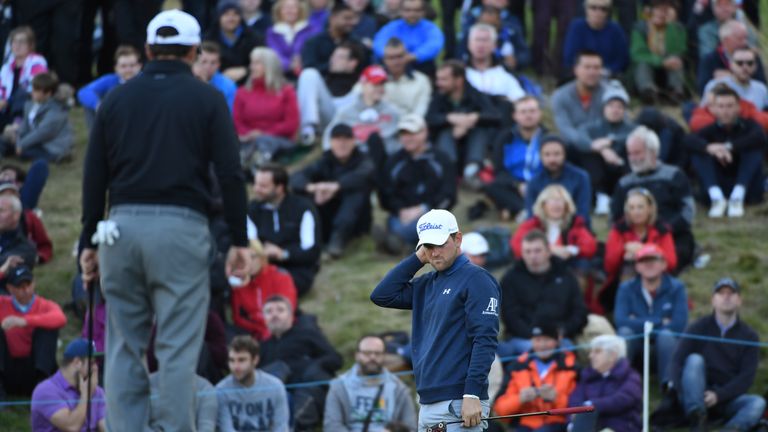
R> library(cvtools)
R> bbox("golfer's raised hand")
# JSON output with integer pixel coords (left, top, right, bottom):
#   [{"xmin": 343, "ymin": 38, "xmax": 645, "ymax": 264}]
[{"xmin": 461, "ymin": 397, "xmax": 482, "ymax": 428}]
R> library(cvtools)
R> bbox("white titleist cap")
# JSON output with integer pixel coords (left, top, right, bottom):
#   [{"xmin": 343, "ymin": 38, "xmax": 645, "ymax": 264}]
[
  {"xmin": 462, "ymin": 232, "xmax": 489, "ymax": 255},
  {"xmin": 416, "ymin": 209, "xmax": 459, "ymax": 247},
  {"xmin": 146, "ymin": 9, "xmax": 201, "ymax": 46}
]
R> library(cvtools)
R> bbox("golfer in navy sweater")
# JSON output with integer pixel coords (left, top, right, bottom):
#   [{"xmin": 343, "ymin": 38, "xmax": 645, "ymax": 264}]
[{"xmin": 371, "ymin": 209, "xmax": 500, "ymax": 430}]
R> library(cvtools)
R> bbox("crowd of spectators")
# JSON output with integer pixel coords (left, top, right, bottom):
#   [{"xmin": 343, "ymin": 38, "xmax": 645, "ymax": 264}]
[{"xmin": 0, "ymin": 0, "xmax": 765, "ymax": 430}]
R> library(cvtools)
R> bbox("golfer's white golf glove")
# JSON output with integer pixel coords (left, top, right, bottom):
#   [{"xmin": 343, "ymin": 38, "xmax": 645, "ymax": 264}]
[{"xmin": 91, "ymin": 220, "xmax": 120, "ymax": 246}]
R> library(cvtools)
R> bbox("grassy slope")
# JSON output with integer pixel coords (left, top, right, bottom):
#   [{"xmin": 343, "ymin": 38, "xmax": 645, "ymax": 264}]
[{"xmin": 1, "ymin": 0, "xmax": 767, "ymax": 429}]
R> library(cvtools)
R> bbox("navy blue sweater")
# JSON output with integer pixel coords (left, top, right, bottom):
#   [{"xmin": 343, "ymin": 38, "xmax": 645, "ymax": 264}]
[{"xmin": 371, "ymin": 254, "xmax": 500, "ymax": 403}]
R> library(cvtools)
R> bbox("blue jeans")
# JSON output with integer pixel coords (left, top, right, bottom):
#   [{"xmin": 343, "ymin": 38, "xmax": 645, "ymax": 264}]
[
  {"xmin": 497, "ymin": 337, "xmax": 574, "ymax": 363},
  {"xmin": 689, "ymin": 148, "xmax": 764, "ymax": 203},
  {"xmin": 618, "ymin": 326, "xmax": 677, "ymax": 384},
  {"xmin": 680, "ymin": 353, "xmax": 766, "ymax": 430},
  {"xmin": 387, "ymin": 214, "xmax": 420, "ymax": 244},
  {"xmin": 20, "ymin": 159, "xmax": 49, "ymax": 209}
]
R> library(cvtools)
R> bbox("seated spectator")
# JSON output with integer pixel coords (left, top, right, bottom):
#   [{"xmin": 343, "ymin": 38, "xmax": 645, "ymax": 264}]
[
  {"xmin": 378, "ymin": 37, "xmax": 432, "ymax": 117},
  {"xmin": 192, "ymin": 41, "xmax": 237, "ymax": 112},
  {"xmin": 0, "ymin": 182, "xmax": 52, "ymax": 264},
  {"xmin": 259, "ymin": 296, "xmax": 342, "ymax": 430},
  {"xmin": 324, "ymin": 335, "xmax": 417, "ymax": 431},
  {"xmin": 299, "ymin": 4, "xmax": 370, "ymax": 144},
  {"xmin": 2, "ymin": 72, "xmax": 73, "ymax": 162},
  {"xmin": 234, "ymin": 47, "xmax": 299, "ymax": 168},
  {"xmin": 498, "ymin": 230, "xmax": 588, "ymax": 359},
  {"xmin": 525, "ymin": 137, "xmax": 592, "ymax": 226},
  {"xmin": 308, "ymin": 0, "xmax": 332, "ymax": 29},
  {"xmin": 292, "ymin": 124, "xmax": 374, "ymax": 258},
  {"xmin": 151, "ymin": 373, "xmax": 216, "ymax": 431},
  {"xmin": 465, "ymin": 24, "xmax": 526, "ymax": 104},
  {"xmin": 0, "ymin": 26, "xmax": 48, "ymax": 129},
  {"xmin": 511, "ymin": 185, "xmax": 597, "ymax": 266},
  {"xmin": 216, "ymin": 335, "xmax": 290, "ymax": 431},
  {"xmin": 685, "ymin": 84, "xmax": 767, "ymax": 218},
  {"xmin": 667, "ymin": 278, "xmax": 766, "ymax": 432},
  {"xmin": 493, "ymin": 322, "xmax": 578, "ymax": 431},
  {"xmin": 241, "ymin": 0, "xmax": 272, "ymax": 35},
  {"xmin": 459, "ymin": 0, "xmax": 530, "ymax": 71},
  {"xmin": 635, "ymin": 107, "xmax": 687, "ymax": 168},
  {"xmin": 249, "ymin": 164, "xmax": 321, "ymax": 296},
  {"xmin": 551, "ymin": 51, "xmax": 619, "ymax": 148},
  {"xmin": 0, "ymin": 194, "xmax": 38, "ymax": 273},
  {"xmin": 697, "ymin": 19, "xmax": 766, "ymax": 94},
  {"xmin": 374, "ymin": 114, "xmax": 456, "ymax": 254},
  {"xmin": 483, "ymin": 97, "xmax": 547, "ymax": 220},
  {"xmin": 701, "ymin": 47, "xmax": 768, "ymax": 112},
  {"xmin": 562, "ymin": 0, "xmax": 629, "ymax": 77},
  {"xmin": 266, "ymin": 0, "xmax": 320, "ymax": 76},
  {"xmin": 568, "ymin": 335, "xmax": 641, "ymax": 432},
  {"xmin": 230, "ymin": 239, "xmax": 298, "ymax": 341},
  {"xmin": 697, "ymin": 0, "xmax": 758, "ymax": 61},
  {"xmin": 574, "ymin": 82, "xmax": 634, "ymax": 215},
  {"xmin": 630, "ymin": 0, "xmax": 687, "ymax": 103},
  {"xmin": 614, "ymin": 244, "xmax": 687, "ymax": 386},
  {"xmin": 372, "ymin": 0, "xmax": 444, "ymax": 76},
  {"xmin": 204, "ymin": 1, "xmax": 264, "ymax": 84},
  {"xmin": 604, "ymin": 188, "xmax": 677, "ymax": 299},
  {"xmin": 462, "ymin": 231, "xmax": 489, "ymax": 267},
  {"xmin": 611, "ymin": 126, "xmax": 696, "ymax": 271},
  {"xmin": 0, "ymin": 264, "xmax": 65, "ymax": 396},
  {"xmin": 0, "ymin": 161, "xmax": 49, "ymax": 210},
  {"xmin": 426, "ymin": 60, "xmax": 500, "ymax": 184},
  {"xmin": 30, "ymin": 339, "xmax": 105, "ymax": 431},
  {"xmin": 322, "ymin": 65, "xmax": 400, "ymax": 153},
  {"xmin": 345, "ymin": 0, "xmax": 379, "ymax": 46},
  {"xmin": 77, "ymin": 45, "xmax": 142, "ymax": 129}
]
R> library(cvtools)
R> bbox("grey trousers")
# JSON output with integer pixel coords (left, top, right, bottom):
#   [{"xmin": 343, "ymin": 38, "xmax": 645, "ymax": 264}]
[{"xmin": 99, "ymin": 204, "xmax": 212, "ymax": 432}]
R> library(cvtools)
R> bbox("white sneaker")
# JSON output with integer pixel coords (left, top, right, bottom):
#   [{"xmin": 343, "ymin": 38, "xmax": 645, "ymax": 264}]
[
  {"xmin": 727, "ymin": 199, "xmax": 744, "ymax": 217},
  {"xmin": 708, "ymin": 199, "xmax": 727, "ymax": 218},
  {"xmin": 594, "ymin": 193, "xmax": 610, "ymax": 216}
]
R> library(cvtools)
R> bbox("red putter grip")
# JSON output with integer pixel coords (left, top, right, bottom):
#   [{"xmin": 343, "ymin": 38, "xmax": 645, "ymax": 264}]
[{"xmin": 547, "ymin": 406, "xmax": 595, "ymax": 416}]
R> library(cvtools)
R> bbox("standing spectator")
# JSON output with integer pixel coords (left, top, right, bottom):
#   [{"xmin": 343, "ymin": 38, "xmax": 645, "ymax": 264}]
[
  {"xmin": 0, "ymin": 265, "xmax": 65, "ymax": 397},
  {"xmin": 630, "ymin": 0, "xmax": 687, "ymax": 103},
  {"xmin": 379, "ymin": 37, "xmax": 432, "ymax": 117},
  {"xmin": 292, "ymin": 124, "xmax": 374, "ymax": 258},
  {"xmin": 30, "ymin": 339, "xmax": 106, "ymax": 432},
  {"xmin": 242, "ymin": 0, "xmax": 273, "ymax": 35},
  {"xmin": 266, "ymin": 0, "xmax": 320, "ymax": 75},
  {"xmin": 614, "ymin": 244, "xmax": 688, "ymax": 386},
  {"xmin": 249, "ymin": 164, "xmax": 321, "ymax": 296},
  {"xmin": 568, "ymin": 335, "xmax": 642, "ymax": 432},
  {"xmin": 373, "ymin": 0, "xmax": 444, "ymax": 77},
  {"xmin": 525, "ymin": 137, "xmax": 592, "ymax": 227},
  {"xmin": 701, "ymin": 47, "xmax": 768, "ymax": 111},
  {"xmin": 465, "ymin": 24, "xmax": 526, "ymax": 103},
  {"xmin": 562, "ymin": 0, "xmax": 629, "ymax": 77},
  {"xmin": 494, "ymin": 322, "xmax": 578, "ymax": 431},
  {"xmin": 111, "ymin": 0, "xmax": 164, "ymax": 53},
  {"xmin": 697, "ymin": 19, "xmax": 766, "ymax": 94},
  {"xmin": 668, "ymin": 278, "xmax": 766, "ymax": 432},
  {"xmin": 230, "ymin": 239, "xmax": 298, "ymax": 341},
  {"xmin": 531, "ymin": 0, "xmax": 578, "ymax": 75},
  {"xmin": 234, "ymin": 47, "xmax": 299, "ymax": 167},
  {"xmin": 0, "ymin": 27, "xmax": 48, "ymax": 129},
  {"xmin": 216, "ymin": 335, "xmax": 290, "ymax": 431},
  {"xmin": 611, "ymin": 126, "xmax": 696, "ymax": 271},
  {"xmin": 78, "ymin": 45, "xmax": 143, "ymax": 130},
  {"xmin": 204, "ymin": 1, "xmax": 265, "ymax": 84},
  {"xmin": 324, "ymin": 335, "xmax": 418, "ymax": 431},
  {"xmin": 685, "ymin": 84, "xmax": 767, "ymax": 218},
  {"xmin": 426, "ymin": 60, "xmax": 500, "ymax": 184},
  {"xmin": 192, "ymin": 41, "xmax": 237, "ymax": 111}
]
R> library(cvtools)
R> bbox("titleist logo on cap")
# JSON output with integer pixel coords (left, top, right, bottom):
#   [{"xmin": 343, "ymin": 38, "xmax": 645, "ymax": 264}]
[{"xmin": 418, "ymin": 222, "xmax": 444, "ymax": 233}]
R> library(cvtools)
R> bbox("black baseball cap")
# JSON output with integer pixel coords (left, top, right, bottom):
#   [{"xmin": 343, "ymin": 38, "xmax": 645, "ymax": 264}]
[
  {"xmin": 330, "ymin": 123, "xmax": 354, "ymax": 139},
  {"xmin": 530, "ymin": 322, "xmax": 559, "ymax": 340},
  {"xmin": 7, "ymin": 264, "xmax": 33, "ymax": 286}
]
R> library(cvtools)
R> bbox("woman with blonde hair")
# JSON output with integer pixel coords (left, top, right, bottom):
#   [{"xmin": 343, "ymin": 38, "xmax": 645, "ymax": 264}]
[
  {"xmin": 265, "ymin": 0, "xmax": 320, "ymax": 75},
  {"xmin": 233, "ymin": 47, "xmax": 300, "ymax": 167},
  {"xmin": 511, "ymin": 184, "xmax": 597, "ymax": 263}
]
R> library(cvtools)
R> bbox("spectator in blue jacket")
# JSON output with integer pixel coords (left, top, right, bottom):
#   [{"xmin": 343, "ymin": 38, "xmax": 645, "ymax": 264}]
[
  {"xmin": 614, "ymin": 243, "xmax": 688, "ymax": 386},
  {"xmin": 192, "ymin": 41, "xmax": 237, "ymax": 112},
  {"xmin": 372, "ymin": 0, "xmax": 444, "ymax": 77},
  {"xmin": 562, "ymin": 0, "xmax": 629, "ymax": 78},
  {"xmin": 76, "ymin": 45, "xmax": 142, "ymax": 130}
]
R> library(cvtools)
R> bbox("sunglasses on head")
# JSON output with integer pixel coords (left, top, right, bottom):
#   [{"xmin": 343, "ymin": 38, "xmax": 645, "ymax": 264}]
[{"xmin": 734, "ymin": 60, "xmax": 755, "ymax": 67}]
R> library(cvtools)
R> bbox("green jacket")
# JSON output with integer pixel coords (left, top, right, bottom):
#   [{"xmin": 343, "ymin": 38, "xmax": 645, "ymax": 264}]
[{"xmin": 630, "ymin": 21, "xmax": 687, "ymax": 67}]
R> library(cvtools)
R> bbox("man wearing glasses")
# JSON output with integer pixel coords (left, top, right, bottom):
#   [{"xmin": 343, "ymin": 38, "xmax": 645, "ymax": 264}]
[{"xmin": 702, "ymin": 47, "xmax": 768, "ymax": 111}]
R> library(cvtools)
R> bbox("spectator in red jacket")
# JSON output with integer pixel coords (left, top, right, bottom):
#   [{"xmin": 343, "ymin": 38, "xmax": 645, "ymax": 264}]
[
  {"xmin": 0, "ymin": 181, "xmax": 51, "ymax": 263},
  {"xmin": 0, "ymin": 264, "xmax": 65, "ymax": 397},
  {"xmin": 234, "ymin": 46, "xmax": 300, "ymax": 168},
  {"xmin": 230, "ymin": 239, "xmax": 298, "ymax": 341}
]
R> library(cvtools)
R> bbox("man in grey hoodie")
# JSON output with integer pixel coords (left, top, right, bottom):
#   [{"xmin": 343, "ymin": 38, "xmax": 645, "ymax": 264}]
[{"xmin": 324, "ymin": 335, "xmax": 417, "ymax": 431}]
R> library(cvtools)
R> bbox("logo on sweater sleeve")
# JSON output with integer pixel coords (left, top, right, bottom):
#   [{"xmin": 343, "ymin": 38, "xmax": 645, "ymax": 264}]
[{"xmin": 482, "ymin": 297, "xmax": 499, "ymax": 316}]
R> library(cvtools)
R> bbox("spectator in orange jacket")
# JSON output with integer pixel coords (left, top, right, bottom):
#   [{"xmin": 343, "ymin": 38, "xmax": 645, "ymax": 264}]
[
  {"xmin": 230, "ymin": 239, "xmax": 298, "ymax": 341},
  {"xmin": 690, "ymin": 94, "xmax": 768, "ymax": 133},
  {"xmin": 494, "ymin": 322, "xmax": 577, "ymax": 431}
]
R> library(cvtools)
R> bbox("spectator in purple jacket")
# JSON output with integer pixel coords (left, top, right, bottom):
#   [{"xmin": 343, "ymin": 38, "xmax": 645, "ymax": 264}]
[
  {"xmin": 568, "ymin": 334, "xmax": 642, "ymax": 432},
  {"xmin": 266, "ymin": 0, "xmax": 321, "ymax": 76}
]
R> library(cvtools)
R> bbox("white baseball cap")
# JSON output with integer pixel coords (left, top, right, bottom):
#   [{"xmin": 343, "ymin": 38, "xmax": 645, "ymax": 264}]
[
  {"xmin": 462, "ymin": 232, "xmax": 489, "ymax": 255},
  {"xmin": 146, "ymin": 9, "xmax": 201, "ymax": 46},
  {"xmin": 416, "ymin": 209, "xmax": 459, "ymax": 247}
]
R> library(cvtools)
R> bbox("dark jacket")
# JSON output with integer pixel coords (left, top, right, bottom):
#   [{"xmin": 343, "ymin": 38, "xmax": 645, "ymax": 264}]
[
  {"xmin": 685, "ymin": 117, "xmax": 767, "ymax": 155},
  {"xmin": 525, "ymin": 162, "xmax": 592, "ymax": 227},
  {"xmin": 380, "ymin": 146, "xmax": 456, "ymax": 213},
  {"xmin": 568, "ymin": 358, "xmax": 642, "ymax": 432},
  {"xmin": 290, "ymin": 148, "xmax": 374, "ymax": 195},
  {"xmin": 300, "ymin": 31, "xmax": 369, "ymax": 74},
  {"xmin": 259, "ymin": 320, "xmax": 343, "ymax": 377},
  {"xmin": 499, "ymin": 257, "xmax": 588, "ymax": 339},
  {"xmin": 670, "ymin": 314, "xmax": 759, "ymax": 404},
  {"xmin": 425, "ymin": 82, "xmax": 501, "ymax": 130},
  {"xmin": 204, "ymin": 25, "xmax": 264, "ymax": 77},
  {"xmin": 0, "ymin": 227, "xmax": 37, "ymax": 271}
]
